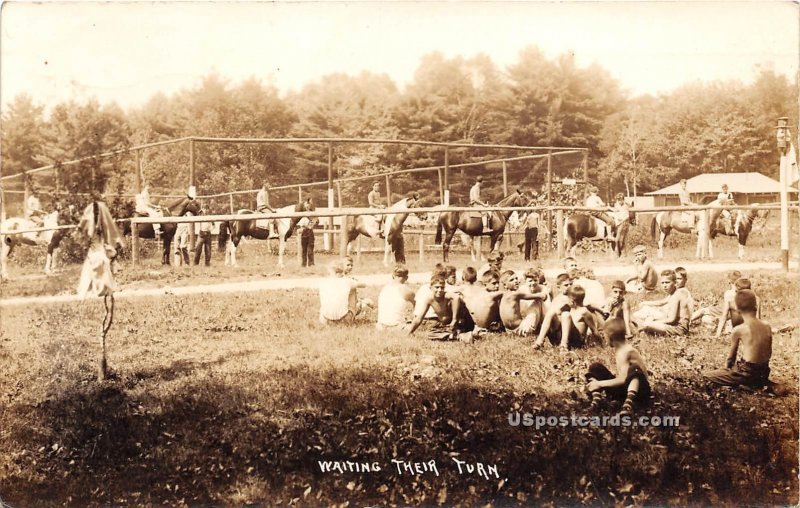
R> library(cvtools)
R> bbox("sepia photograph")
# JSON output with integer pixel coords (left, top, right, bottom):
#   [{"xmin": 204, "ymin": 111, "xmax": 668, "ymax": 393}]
[{"xmin": 1, "ymin": 1, "xmax": 798, "ymax": 506}]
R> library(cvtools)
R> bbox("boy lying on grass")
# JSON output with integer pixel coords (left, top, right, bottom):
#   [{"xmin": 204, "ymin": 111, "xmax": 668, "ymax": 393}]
[
  {"xmin": 319, "ymin": 259, "xmax": 372, "ymax": 324},
  {"xmin": 407, "ymin": 276, "xmax": 474, "ymax": 341},
  {"xmin": 499, "ymin": 270, "xmax": 548, "ymax": 336},
  {"xmin": 704, "ymin": 289, "xmax": 773, "ymax": 389},
  {"xmin": 586, "ymin": 318, "xmax": 651, "ymax": 416}
]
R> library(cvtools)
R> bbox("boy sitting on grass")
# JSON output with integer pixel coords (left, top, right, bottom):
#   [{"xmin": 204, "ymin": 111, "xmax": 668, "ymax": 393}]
[
  {"xmin": 407, "ymin": 275, "xmax": 473, "ymax": 340},
  {"xmin": 625, "ymin": 245, "xmax": 658, "ymax": 293},
  {"xmin": 534, "ymin": 279, "xmax": 599, "ymax": 350},
  {"xmin": 675, "ymin": 267, "xmax": 695, "ymax": 318},
  {"xmin": 586, "ymin": 318, "xmax": 651, "ymax": 416},
  {"xmin": 704, "ymin": 289, "xmax": 772, "ymax": 388},
  {"xmin": 714, "ymin": 277, "xmax": 762, "ymax": 338},
  {"xmin": 499, "ymin": 270, "xmax": 548, "ymax": 336},
  {"xmin": 376, "ymin": 264, "xmax": 416, "ymax": 330},
  {"xmin": 460, "ymin": 270, "xmax": 505, "ymax": 335},
  {"xmin": 600, "ymin": 280, "xmax": 635, "ymax": 339},
  {"xmin": 319, "ymin": 259, "xmax": 371, "ymax": 324},
  {"xmin": 691, "ymin": 270, "xmax": 741, "ymax": 327},
  {"xmin": 633, "ymin": 270, "xmax": 690, "ymax": 337}
]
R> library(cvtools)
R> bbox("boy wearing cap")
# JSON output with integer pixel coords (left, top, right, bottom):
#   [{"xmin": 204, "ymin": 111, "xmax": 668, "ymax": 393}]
[
  {"xmin": 499, "ymin": 270, "xmax": 548, "ymax": 335},
  {"xmin": 626, "ymin": 245, "xmax": 658, "ymax": 293},
  {"xmin": 586, "ymin": 318, "xmax": 651, "ymax": 416},
  {"xmin": 704, "ymin": 290, "xmax": 772, "ymax": 388},
  {"xmin": 470, "ymin": 175, "xmax": 491, "ymax": 232},
  {"xmin": 376, "ymin": 265, "xmax": 416, "ymax": 330}
]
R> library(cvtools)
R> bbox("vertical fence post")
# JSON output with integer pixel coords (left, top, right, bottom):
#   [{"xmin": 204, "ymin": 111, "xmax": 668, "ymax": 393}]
[
  {"xmin": 188, "ymin": 139, "xmax": 196, "ymax": 265},
  {"xmin": 337, "ymin": 181, "xmax": 343, "ymax": 208},
  {"xmin": 326, "ymin": 142, "xmax": 334, "ymax": 251},
  {"xmin": 443, "ymin": 147, "xmax": 450, "ymax": 206},
  {"xmin": 502, "ymin": 160, "xmax": 509, "ymax": 196},
  {"xmin": 229, "ymin": 194, "xmax": 234, "ymax": 213},
  {"xmin": 702, "ymin": 208, "xmax": 711, "ymax": 258},
  {"xmin": 298, "ymin": 186, "xmax": 302, "ymax": 203},
  {"xmin": 546, "ymin": 151, "xmax": 553, "ymax": 252},
  {"xmin": 339, "ymin": 214, "xmax": 349, "ymax": 258},
  {"xmin": 437, "ymin": 169, "xmax": 444, "ymax": 204},
  {"xmin": 297, "ymin": 229, "xmax": 302, "ymax": 265},
  {"xmin": 135, "ymin": 149, "xmax": 143, "ymax": 193},
  {"xmin": 556, "ymin": 209, "xmax": 564, "ymax": 258},
  {"xmin": 132, "ymin": 220, "xmax": 139, "ymax": 267},
  {"xmin": 581, "ymin": 150, "xmax": 589, "ymax": 200},
  {"xmin": 385, "ymin": 174, "xmax": 392, "ymax": 205},
  {"xmin": 418, "ymin": 231, "xmax": 424, "ymax": 262}
]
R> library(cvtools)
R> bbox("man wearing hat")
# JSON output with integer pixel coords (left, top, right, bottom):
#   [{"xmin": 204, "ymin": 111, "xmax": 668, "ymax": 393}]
[
  {"xmin": 469, "ymin": 175, "xmax": 491, "ymax": 232},
  {"xmin": 585, "ymin": 186, "xmax": 615, "ymax": 234},
  {"xmin": 520, "ymin": 191, "xmax": 541, "ymax": 261},
  {"xmin": 256, "ymin": 180, "xmax": 278, "ymax": 238}
]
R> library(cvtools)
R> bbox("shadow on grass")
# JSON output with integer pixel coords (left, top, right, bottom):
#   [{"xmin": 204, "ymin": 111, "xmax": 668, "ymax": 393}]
[{"xmin": 1, "ymin": 365, "xmax": 797, "ymax": 507}]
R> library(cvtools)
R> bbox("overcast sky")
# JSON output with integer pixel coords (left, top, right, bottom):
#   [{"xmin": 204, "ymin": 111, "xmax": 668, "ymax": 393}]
[{"xmin": 1, "ymin": 1, "xmax": 798, "ymax": 114}]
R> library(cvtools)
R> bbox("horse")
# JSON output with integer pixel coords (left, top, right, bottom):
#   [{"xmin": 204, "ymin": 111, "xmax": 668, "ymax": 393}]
[
  {"xmin": 709, "ymin": 204, "xmax": 760, "ymax": 259},
  {"xmin": 650, "ymin": 198, "xmax": 733, "ymax": 259},
  {"xmin": 218, "ymin": 200, "xmax": 316, "ymax": 268},
  {"xmin": 121, "ymin": 196, "xmax": 201, "ymax": 265},
  {"xmin": 565, "ymin": 203, "xmax": 636, "ymax": 258},
  {"xmin": 1, "ymin": 210, "xmax": 70, "ymax": 278},
  {"xmin": 434, "ymin": 190, "xmax": 528, "ymax": 262},
  {"xmin": 345, "ymin": 196, "xmax": 427, "ymax": 265}
]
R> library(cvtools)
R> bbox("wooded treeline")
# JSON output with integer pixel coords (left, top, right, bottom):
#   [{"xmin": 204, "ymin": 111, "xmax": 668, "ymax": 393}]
[{"xmin": 2, "ymin": 46, "xmax": 796, "ymax": 212}]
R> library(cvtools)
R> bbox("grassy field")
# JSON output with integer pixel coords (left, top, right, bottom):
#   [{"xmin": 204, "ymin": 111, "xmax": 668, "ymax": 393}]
[{"xmin": 0, "ymin": 270, "xmax": 797, "ymax": 506}]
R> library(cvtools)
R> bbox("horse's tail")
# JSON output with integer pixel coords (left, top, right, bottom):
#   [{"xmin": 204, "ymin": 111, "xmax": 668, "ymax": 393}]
[
  {"xmin": 434, "ymin": 217, "xmax": 443, "ymax": 245},
  {"xmin": 218, "ymin": 221, "xmax": 229, "ymax": 251},
  {"xmin": 650, "ymin": 213, "xmax": 658, "ymax": 242},
  {"xmin": 565, "ymin": 217, "xmax": 576, "ymax": 243}
]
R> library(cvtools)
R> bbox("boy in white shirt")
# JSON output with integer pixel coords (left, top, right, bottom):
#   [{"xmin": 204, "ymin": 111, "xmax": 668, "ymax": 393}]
[{"xmin": 376, "ymin": 265, "xmax": 416, "ymax": 330}]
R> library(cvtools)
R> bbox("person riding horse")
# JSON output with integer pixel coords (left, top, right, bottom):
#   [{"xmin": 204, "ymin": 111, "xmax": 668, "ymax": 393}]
[
  {"xmin": 717, "ymin": 184, "xmax": 735, "ymax": 235},
  {"xmin": 256, "ymin": 181, "xmax": 279, "ymax": 238},
  {"xmin": 470, "ymin": 176, "xmax": 491, "ymax": 232},
  {"xmin": 25, "ymin": 192, "xmax": 46, "ymax": 226},
  {"xmin": 368, "ymin": 182, "xmax": 386, "ymax": 238},
  {"xmin": 135, "ymin": 185, "xmax": 164, "ymax": 236},
  {"xmin": 677, "ymin": 178, "xmax": 696, "ymax": 227},
  {"xmin": 585, "ymin": 186, "xmax": 616, "ymax": 237}
]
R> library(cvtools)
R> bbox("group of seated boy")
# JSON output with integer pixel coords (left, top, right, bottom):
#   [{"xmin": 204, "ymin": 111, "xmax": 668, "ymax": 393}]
[{"xmin": 317, "ymin": 251, "xmax": 777, "ymax": 415}]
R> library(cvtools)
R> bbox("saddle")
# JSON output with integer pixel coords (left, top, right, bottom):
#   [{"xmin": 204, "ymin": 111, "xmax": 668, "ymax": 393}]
[{"xmin": 256, "ymin": 218, "xmax": 272, "ymax": 230}]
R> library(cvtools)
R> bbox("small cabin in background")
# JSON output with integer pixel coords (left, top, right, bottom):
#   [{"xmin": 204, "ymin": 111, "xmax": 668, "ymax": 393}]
[{"xmin": 645, "ymin": 172, "xmax": 796, "ymax": 206}]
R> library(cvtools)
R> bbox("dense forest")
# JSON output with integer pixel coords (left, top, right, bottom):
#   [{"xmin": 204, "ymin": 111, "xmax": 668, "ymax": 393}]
[{"xmin": 2, "ymin": 46, "xmax": 796, "ymax": 213}]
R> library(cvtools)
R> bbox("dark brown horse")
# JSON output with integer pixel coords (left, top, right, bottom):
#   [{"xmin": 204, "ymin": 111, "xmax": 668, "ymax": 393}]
[
  {"xmin": 565, "ymin": 203, "xmax": 635, "ymax": 258},
  {"xmin": 434, "ymin": 190, "xmax": 528, "ymax": 262},
  {"xmin": 121, "ymin": 196, "xmax": 201, "ymax": 265},
  {"xmin": 345, "ymin": 195, "xmax": 426, "ymax": 265},
  {"xmin": 218, "ymin": 200, "xmax": 316, "ymax": 268},
  {"xmin": 709, "ymin": 204, "xmax": 760, "ymax": 259}
]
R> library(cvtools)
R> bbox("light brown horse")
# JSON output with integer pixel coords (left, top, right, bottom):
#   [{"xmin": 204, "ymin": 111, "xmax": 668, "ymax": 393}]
[
  {"xmin": 434, "ymin": 190, "xmax": 528, "ymax": 262},
  {"xmin": 345, "ymin": 195, "xmax": 426, "ymax": 265},
  {"xmin": 650, "ymin": 198, "xmax": 733, "ymax": 259}
]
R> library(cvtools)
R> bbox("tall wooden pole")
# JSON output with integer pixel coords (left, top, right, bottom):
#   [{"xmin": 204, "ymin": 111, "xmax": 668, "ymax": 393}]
[
  {"xmin": 385, "ymin": 174, "xmax": 392, "ymax": 205},
  {"xmin": 135, "ymin": 149, "xmax": 143, "ymax": 192},
  {"xmin": 326, "ymin": 142, "xmax": 334, "ymax": 251},
  {"xmin": 581, "ymin": 150, "xmax": 589, "ymax": 200},
  {"xmin": 546, "ymin": 151, "xmax": 553, "ymax": 252},
  {"xmin": 437, "ymin": 169, "xmax": 444, "ymax": 204},
  {"xmin": 502, "ymin": 161, "xmax": 509, "ymax": 196},
  {"xmin": 443, "ymin": 147, "xmax": 450, "ymax": 205},
  {"xmin": 188, "ymin": 139, "xmax": 196, "ymax": 263}
]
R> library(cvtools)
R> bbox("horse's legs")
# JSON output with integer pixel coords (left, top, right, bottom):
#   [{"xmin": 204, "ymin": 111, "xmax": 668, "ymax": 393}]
[
  {"xmin": 708, "ymin": 238, "xmax": 714, "ymax": 259},
  {"xmin": 658, "ymin": 230, "xmax": 667, "ymax": 259},
  {"xmin": 0, "ymin": 241, "xmax": 8, "ymax": 281},
  {"xmin": 471, "ymin": 236, "xmax": 480, "ymax": 262},
  {"xmin": 738, "ymin": 243, "xmax": 745, "ymax": 259},
  {"xmin": 442, "ymin": 230, "xmax": 456, "ymax": 262},
  {"xmin": 278, "ymin": 238, "xmax": 286, "ymax": 268},
  {"xmin": 383, "ymin": 237, "xmax": 390, "ymax": 266}
]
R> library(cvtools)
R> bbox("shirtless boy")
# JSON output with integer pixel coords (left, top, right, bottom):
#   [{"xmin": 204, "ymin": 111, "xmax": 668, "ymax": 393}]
[
  {"xmin": 633, "ymin": 269, "xmax": 690, "ymax": 336},
  {"xmin": 704, "ymin": 290, "xmax": 772, "ymax": 388},
  {"xmin": 626, "ymin": 245, "xmax": 658, "ymax": 293},
  {"xmin": 460, "ymin": 270, "xmax": 505, "ymax": 333},
  {"xmin": 586, "ymin": 318, "xmax": 651, "ymax": 415},
  {"xmin": 407, "ymin": 276, "xmax": 471, "ymax": 339},
  {"xmin": 601, "ymin": 280, "xmax": 634, "ymax": 339},
  {"xmin": 499, "ymin": 270, "xmax": 548, "ymax": 335}
]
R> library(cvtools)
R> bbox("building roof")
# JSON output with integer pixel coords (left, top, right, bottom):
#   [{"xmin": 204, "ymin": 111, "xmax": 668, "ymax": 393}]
[{"xmin": 646, "ymin": 172, "xmax": 797, "ymax": 195}]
